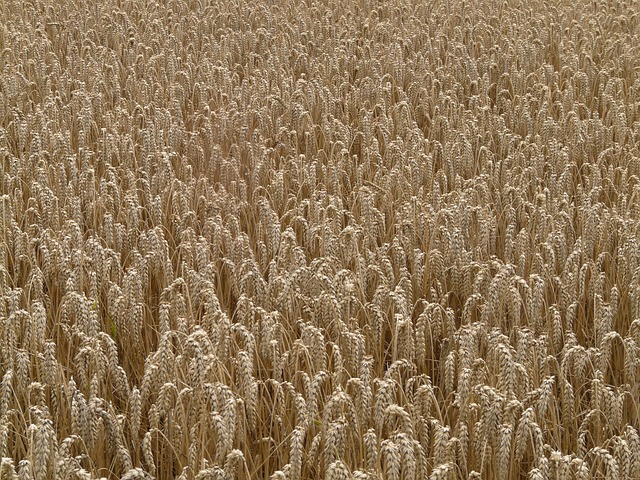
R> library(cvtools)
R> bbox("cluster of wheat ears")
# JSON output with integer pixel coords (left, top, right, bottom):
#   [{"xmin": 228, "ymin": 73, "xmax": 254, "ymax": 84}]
[{"xmin": 0, "ymin": 0, "xmax": 639, "ymax": 478}]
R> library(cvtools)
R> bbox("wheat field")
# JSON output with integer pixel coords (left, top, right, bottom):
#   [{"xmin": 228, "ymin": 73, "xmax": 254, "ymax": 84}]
[{"xmin": 0, "ymin": 0, "xmax": 639, "ymax": 478}]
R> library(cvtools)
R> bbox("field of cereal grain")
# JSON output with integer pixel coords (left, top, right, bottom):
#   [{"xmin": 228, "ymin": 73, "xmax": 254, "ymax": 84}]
[{"xmin": 1, "ymin": 0, "xmax": 640, "ymax": 478}]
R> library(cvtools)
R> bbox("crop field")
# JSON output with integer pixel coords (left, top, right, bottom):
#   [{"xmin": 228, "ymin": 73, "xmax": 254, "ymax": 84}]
[{"xmin": 1, "ymin": 0, "xmax": 640, "ymax": 478}]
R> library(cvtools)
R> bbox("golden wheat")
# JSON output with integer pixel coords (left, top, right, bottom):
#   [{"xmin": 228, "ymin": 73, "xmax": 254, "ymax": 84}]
[{"xmin": 1, "ymin": 0, "xmax": 640, "ymax": 478}]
